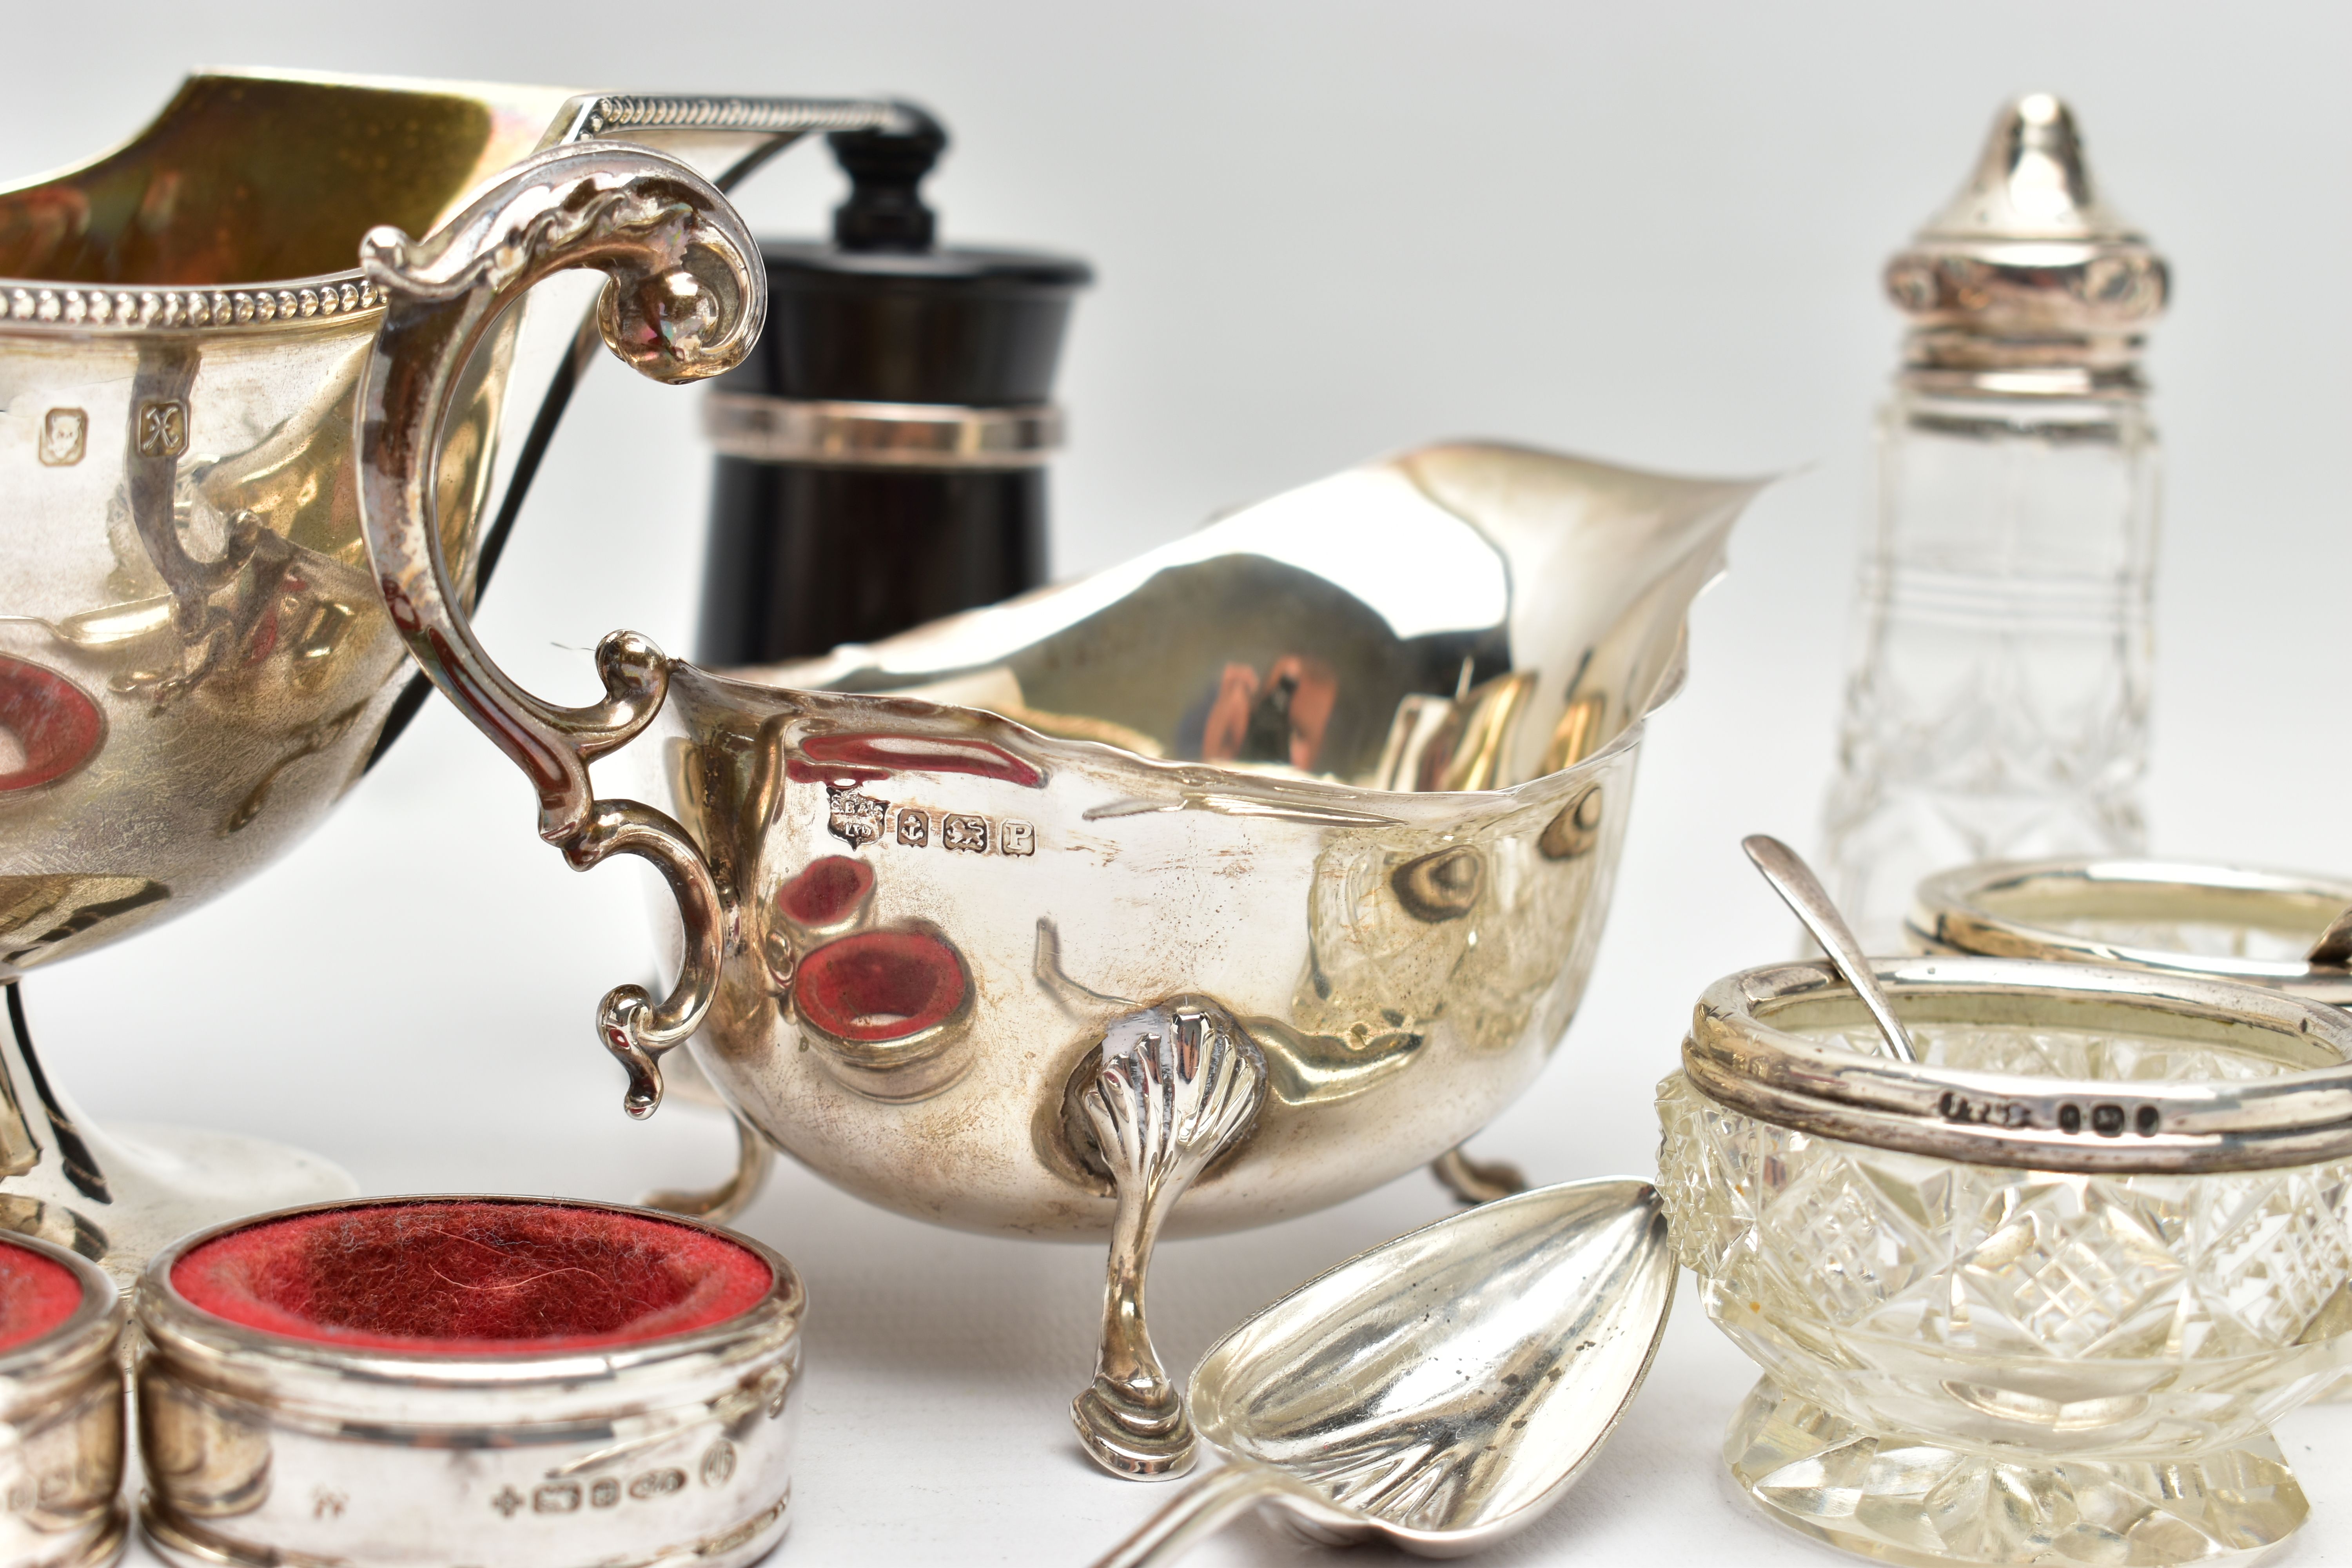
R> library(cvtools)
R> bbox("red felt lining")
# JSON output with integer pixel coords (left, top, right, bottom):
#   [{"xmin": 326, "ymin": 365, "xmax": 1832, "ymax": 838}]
[
  {"xmin": 170, "ymin": 1201, "xmax": 773, "ymax": 1355},
  {"xmin": 0, "ymin": 1238, "xmax": 85, "ymax": 1354},
  {"xmin": 779, "ymin": 856, "xmax": 874, "ymax": 928},
  {"xmin": 798, "ymin": 930, "xmax": 966, "ymax": 1041},
  {"xmin": 785, "ymin": 757, "xmax": 887, "ymax": 786},
  {"xmin": 0, "ymin": 656, "xmax": 105, "ymax": 793},
  {"xmin": 799, "ymin": 733, "xmax": 1044, "ymax": 788}
]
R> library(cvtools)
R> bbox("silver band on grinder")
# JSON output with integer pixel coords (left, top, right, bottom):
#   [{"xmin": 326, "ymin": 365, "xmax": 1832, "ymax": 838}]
[{"xmin": 703, "ymin": 390, "xmax": 1062, "ymax": 468}]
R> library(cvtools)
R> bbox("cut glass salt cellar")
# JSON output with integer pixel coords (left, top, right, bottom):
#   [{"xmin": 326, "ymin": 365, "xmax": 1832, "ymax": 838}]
[{"xmin": 1658, "ymin": 954, "xmax": 2352, "ymax": 1566}]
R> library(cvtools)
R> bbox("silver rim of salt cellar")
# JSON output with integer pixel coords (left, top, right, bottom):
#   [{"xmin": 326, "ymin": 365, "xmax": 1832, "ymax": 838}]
[
  {"xmin": 1682, "ymin": 956, "xmax": 2352, "ymax": 1174},
  {"xmin": 1910, "ymin": 857, "xmax": 2352, "ymax": 1005}
]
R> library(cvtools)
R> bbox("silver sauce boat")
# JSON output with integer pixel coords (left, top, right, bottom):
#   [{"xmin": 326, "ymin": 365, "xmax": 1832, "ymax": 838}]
[{"xmin": 357, "ymin": 152, "xmax": 1762, "ymax": 1476}]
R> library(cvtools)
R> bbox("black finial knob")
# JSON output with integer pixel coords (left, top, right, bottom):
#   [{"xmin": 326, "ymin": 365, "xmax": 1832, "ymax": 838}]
[{"xmin": 829, "ymin": 102, "xmax": 947, "ymax": 253}]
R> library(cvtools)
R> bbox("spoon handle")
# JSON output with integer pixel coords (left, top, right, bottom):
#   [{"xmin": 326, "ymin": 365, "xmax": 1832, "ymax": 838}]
[
  {"xmin": 1741, "ymin": 834, "xmax": 1919, "ymax": 1063},
  {"xmin": 1089, "ymin": 1462, "xmax": 1289, "ymax": 1568},
  {"xmin": 2310, "ymin": 906, "xmax": 2352, "ymax": 967}
]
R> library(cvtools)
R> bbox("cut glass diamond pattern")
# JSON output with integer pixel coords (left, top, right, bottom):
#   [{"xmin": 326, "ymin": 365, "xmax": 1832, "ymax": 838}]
[
  {"xmin": 1768, "ymin": 1167, "xmax": 1925, "ymax": 1326},
  {"xmin": 2194, "ymin": 1171, "xmax": 2352, "ymax": 1352}
]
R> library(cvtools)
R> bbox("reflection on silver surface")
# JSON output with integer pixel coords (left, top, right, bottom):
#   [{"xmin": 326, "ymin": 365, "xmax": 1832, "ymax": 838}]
[
  {"xmin": 1090, "ymin": 1178, "xmax": 1674, "ymax": 1564},
  {"xmin": 756, "ymin": 444, "xmax": 1756, "ymax": 790}
]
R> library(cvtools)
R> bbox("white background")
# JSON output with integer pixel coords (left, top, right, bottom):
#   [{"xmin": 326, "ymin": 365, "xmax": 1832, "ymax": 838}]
[{"xmin": 7, "ymin": 3, "xmax": 2352, "ymax": 1563}]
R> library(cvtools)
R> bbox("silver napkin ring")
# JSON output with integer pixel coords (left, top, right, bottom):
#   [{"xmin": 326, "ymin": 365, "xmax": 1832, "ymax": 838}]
[
  {"xmin": 136, "ymin": 1196, "xmax": 802, "ymax": 1568},
  {"xmin": 0, "ymin": 1233, "xmax": 123, "ymax": 1568}
]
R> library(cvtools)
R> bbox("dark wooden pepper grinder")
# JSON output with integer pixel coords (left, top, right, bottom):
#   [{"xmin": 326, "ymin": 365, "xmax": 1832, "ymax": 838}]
[{"xmin": 695, "ymin": 106, "xmax": 1091, "ymax": 667}]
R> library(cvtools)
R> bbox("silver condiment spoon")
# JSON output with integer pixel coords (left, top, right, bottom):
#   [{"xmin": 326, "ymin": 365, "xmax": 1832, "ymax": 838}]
[
  {"xmin": 1742, "ymin": 833, "xmax": 1920, "ymax": 1062},
  {"xmin": 2308, "ymin": 905, "xmax": 2352, "ymax": 968},
  {"xmin": 1087, "ymin": 1177, "xmax": 1673, "ymax": 1566}
]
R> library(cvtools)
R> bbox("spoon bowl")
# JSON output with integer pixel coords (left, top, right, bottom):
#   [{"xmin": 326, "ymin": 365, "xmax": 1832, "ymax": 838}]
[{"xmin": 1091, "ymin": 1177, "xmax": 1674, "ymax": 1564}]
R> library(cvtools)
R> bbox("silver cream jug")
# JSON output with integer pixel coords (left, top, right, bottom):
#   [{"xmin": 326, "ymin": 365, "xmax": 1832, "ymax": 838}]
[{"xmin": 0, "ymin": 69, "xmax": 900, "ymax": 1276}]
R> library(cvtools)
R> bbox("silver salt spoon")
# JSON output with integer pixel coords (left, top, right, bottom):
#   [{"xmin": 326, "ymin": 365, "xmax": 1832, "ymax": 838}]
[
  {"xmin": 1087, "ymin": 1177, "xmax": 1674, "ymax": 1565},
  {"xmin": 2308, "ymin": 903, "xmax": 2352, "ymax": 968},
  {"xmin": 1742, "ymin": 833, "xmax": 1920, "ymax": 1062}
]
